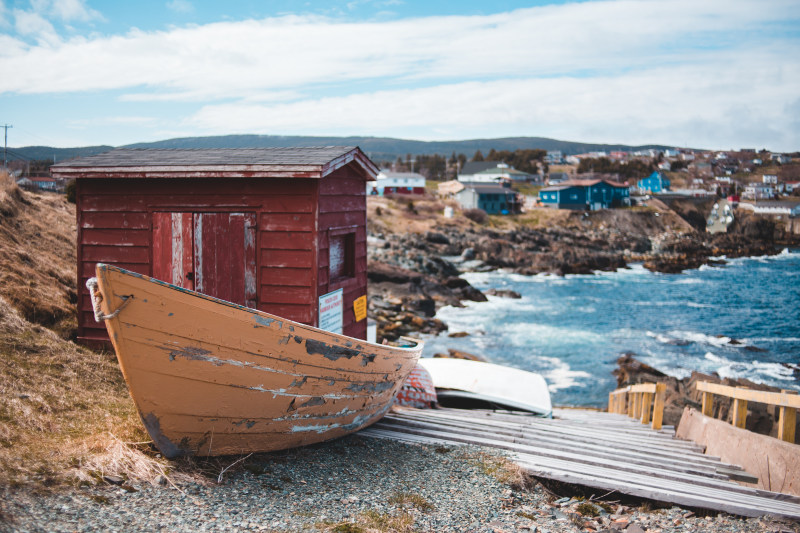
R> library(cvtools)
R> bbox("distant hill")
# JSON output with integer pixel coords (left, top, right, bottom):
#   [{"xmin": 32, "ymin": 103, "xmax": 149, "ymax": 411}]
[
  {"xmin": 6, "ymin": 145, "xmax": 115, "ymax": 163},
  {"xmin": 10, "ymin": 135, "xmax": 679, "ymax": 164}
]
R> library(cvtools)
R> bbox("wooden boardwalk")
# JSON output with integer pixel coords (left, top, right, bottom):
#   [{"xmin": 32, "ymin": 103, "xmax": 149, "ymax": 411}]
[{"xmin": 359, "ymin": 406, "xmax": 800, "ymax": 520}]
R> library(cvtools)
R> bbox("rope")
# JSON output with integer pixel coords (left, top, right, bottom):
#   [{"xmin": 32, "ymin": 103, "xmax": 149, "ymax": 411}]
[{"xmin": 86, "ymin": 277, "xmax": 133, "ymax": 322}]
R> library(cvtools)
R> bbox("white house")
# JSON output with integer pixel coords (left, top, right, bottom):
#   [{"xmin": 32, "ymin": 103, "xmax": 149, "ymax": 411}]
[
  {"xmin": 743, "ymin": 182, "xmax": 775, "ymax": 200},
  {"xmin": 458, "ymin": 162, "xmax": 537, "ymax": 183},
  {"xmin": 762, "ymin": 174, "xmax": 778, "ymax": 184},
  {"xmin": 367, "ymin": 170, "xmax": 426, "ymax": 195}
]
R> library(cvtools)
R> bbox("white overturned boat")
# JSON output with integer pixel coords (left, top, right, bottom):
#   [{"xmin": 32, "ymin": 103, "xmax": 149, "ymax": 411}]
[{"xmin": 417, "ymin": 358, "xmax": 552, "ymax": 417}]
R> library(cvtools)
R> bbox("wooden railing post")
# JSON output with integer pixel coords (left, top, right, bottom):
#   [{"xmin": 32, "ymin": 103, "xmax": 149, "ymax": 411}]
[
  {"xmin": 652, "ymin": 383, "xmax": 666, "ymax": 430},
  {"xmin": 627, "ymin": 390, "xmax": 635, "ymax": 417},
  {"xmin": 701, "ymin": 391, "xmax": 714, "ymax": 416},
  {"xmin": 778, "ymin": 390, "xmax": 798, "ymax": 444},
  {"xmin": 731, "ymin": 387, "xmax": 748, "ymax": 429},
  {"xmin": 640, "ymin": 392, "xmax": 653, "ymax": 425}
]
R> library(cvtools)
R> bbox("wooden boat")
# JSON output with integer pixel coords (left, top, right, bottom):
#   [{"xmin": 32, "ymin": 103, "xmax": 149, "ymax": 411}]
[
  {"xmin": 417, "ymin": 358, "xmax": 552, "ymax": 417},
  {"xmin": 87, "ymin": 264, "xmax": 423, "ymax": 458}
]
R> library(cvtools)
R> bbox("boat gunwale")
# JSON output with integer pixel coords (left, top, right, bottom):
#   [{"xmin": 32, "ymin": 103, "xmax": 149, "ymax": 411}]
[{"xmin": 95, "ymin": 263, "xmax": 422, "ymax": 354}]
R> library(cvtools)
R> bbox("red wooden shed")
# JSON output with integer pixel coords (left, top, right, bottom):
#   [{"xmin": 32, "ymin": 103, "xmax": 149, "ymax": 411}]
[{"xmin": 51, "ymin": 146, "xmax": 377, "ymax": 348}]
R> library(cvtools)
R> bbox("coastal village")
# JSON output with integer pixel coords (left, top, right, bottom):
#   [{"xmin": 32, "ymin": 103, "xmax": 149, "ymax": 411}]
[{"xmin": 1, "ymin": 143, "xmax": 800, "ymax": 532}]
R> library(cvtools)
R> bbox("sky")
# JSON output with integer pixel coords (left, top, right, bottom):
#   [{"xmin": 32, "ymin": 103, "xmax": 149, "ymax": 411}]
[{"xmin": 1, "ymin": 0, "xmax": 799, "ymax": 151}]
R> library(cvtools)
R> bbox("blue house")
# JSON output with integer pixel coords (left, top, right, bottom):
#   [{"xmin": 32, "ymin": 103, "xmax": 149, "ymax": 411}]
[
  {"xmin": 455, "ymin": 184, "xmax": 521, "ymax": 214},
  {"xmin": 538, "ymin": 179, "xmax": 630, "ymax": 210},
  {"xmin": 638, "ymin": 171, "xmax": 671, "ymax": 194}
]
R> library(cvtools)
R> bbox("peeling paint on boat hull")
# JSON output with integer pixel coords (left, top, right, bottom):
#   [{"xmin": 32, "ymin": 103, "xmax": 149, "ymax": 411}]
[{"xmin": 92, "ymin": 264, "xmax": 422, "ymax": 457}]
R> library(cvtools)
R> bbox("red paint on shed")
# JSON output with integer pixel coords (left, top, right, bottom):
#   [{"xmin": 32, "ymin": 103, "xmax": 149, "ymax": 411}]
[{"xmin": 51, "ymin": 147, "xmax": 377, "ymax": 347}]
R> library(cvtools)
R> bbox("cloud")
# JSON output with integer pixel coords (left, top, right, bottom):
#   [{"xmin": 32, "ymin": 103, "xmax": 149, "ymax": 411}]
[
  {"xmin": 2, "ymin": 0, "xmax": 799, "ymax": 149},
  {"xmin": 2, "ymin": 0, "xmax": 798, "ymax": 97},
  {"xmin": 12, "ymin": 9, "xmax": 61, "ymax": 46},
  {"xmin": 183, "ymin": 61, "xmax": 800, "ymax": 150},
  {"xmin": 166, "ymin": 0, "xmax": 194, "ymax": 14},
  {"xmin": 49, "ymin": 0, "xmax": 102, "ymax": 22}
]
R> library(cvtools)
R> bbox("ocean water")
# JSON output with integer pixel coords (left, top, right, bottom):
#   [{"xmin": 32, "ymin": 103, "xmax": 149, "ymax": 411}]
[{"xmin": 421, "ymin": 249, "xmax": 800, "ymax": 407}]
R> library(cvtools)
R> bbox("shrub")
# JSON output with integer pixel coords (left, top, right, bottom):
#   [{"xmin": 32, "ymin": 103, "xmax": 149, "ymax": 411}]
[{"xmin": 462, "ymin": 208, "xmax": 488, "ymax": 224}]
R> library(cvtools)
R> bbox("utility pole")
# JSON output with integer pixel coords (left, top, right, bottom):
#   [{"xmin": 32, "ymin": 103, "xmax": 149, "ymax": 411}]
[{"xmin": 2, "ymin": 124, "xmax": 12, "ymax": 169}]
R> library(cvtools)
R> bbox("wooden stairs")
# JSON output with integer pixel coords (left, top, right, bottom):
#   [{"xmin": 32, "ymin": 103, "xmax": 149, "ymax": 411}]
[{"xmin": 359, "ymin": 406, "xmax": 800, "ymax": 520}]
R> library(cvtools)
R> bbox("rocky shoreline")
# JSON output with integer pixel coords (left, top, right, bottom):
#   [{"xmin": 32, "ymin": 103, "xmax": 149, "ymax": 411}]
[{"xmin": 366, "ymin": 204, "xmax": 797, "ymax": 342}]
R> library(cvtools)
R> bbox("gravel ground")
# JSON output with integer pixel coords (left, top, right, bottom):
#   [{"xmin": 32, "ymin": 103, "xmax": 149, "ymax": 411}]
[{"xmin": 1, "ymin": 435, "xmax": 798, "ymax": 533}]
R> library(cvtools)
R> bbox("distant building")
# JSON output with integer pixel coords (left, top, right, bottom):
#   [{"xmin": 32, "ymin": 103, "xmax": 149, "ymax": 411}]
[
  {"xmin": 771, "ymin": 153, "xmax": 792, "ymax": 164},
  {"xmin": 738, "ymin": 201, "xmax": 800, "ymax": 217},
  {"xmin": 458, "ymin": 162, "xmax": 537, "ymax": 183},
  {"xmin": 673, "ymin": 189, "xmax": 713, "ymax": 198},
  {"xmin": 784, "ymin": 181, "xmax": 800, "ymax": 194},
  {"xmin": 545, "ymin": 151, "xmax": 563, "ymax": 164},
  {"xmin": 638, "ymin": 171, "xmax": 671, "ymax": 194},
  {"xmin": 762, "ymin": 174, "xmax": 778, "ymax": 184},
  {"xmin": 538, "ymin": 179, "xmax": 630, "ymax": 210},
  {"xmin": 743, "ymin": 182, "xmax": 775, "ymax": 200},
  {"xmin": 16, "ymin": 176, "xmax": 64, "ymax": 192},
  {"xmin": 367, "ymin": 170, "xmax": 426, "ymax": 195},
  {"xmin": 547, "ymin": 172, "xmax": 571, "ymax": 185},
  {"xmin": 455, "ymin": 184, "xmax": 521, "ymax": 214}
]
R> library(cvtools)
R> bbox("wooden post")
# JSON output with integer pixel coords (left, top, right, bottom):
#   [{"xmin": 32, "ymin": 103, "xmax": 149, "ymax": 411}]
[
  {"xmin": 608, "ymin": 392, "xmax": 613, "ymax": 413},
  {"xmin": 731, "ymin": 387, "xmax": 748, "ymax": 429},
  {"xmin": 633, "ymin": 391, "xmax": 642, "ymax": 419},
  {"xmin": 640, "ymin": 392, "xmax": 653, "ymax": 425},
  {"xmin": 652, "ymin": 383, "xmax": 666, "ymax": 430},
  {"xmin": 627, "ymin": 391, "xmax": 635, "ymax": 417},
  {"xmin": 778, "ymin": 390, "xmax": 797, "ymax": 444},
  {"xmin": 701, "ymin": 391, "xmax": 714, "ymax": 417}
]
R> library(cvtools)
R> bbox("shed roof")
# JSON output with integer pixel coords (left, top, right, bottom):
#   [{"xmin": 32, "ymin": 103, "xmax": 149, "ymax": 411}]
[
  {"xmin": 461, "ymin": 184, "xmax": 517, "ymax": 195},
  {"xmin": 50, "ymin": 146, "xmax": 378, "ymax": 180}
]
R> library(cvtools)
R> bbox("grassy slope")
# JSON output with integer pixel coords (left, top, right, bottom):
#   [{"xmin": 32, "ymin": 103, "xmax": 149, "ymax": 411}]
[{"xmin": 0, "ymin": 173, "xmax": 154, "ymax": 489}]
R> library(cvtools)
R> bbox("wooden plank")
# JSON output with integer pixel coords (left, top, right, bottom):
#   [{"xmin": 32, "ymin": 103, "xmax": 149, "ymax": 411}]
[
  {"xmin": 260, "ymin": 267, "xmax": 313, "ymax": 287},
  {"xmin": 392, "ymin": 410, "xmax": 712, "ymax": 459},
  {"xmin": 732, "ymin": 396, "xmax": 748, "ymax": 429},
  {"xmin": 83, "ymin": 245, "xmax": 149, "ymax": 263},
  {"xmin": 629, "ymin": 383, "xmax": 658, "ymax": 394},
  {"xmin": 375, "ymin": 417, "xmax": 724, "ymax": 479},
  {"xmin": 696, "ymin": 381, "xmax": 800, "ymax": 409},
  {"xmin": 318, "ymin": 195, "xmax": 365, "ymax": 213},
  {"xmin": 778, "ymin": 390, "xmax": 797, "ymax": 443},
  {"xmin": 82, "ymin": 228, "xmax": 150, "ymax": 247},
  {"xmin": 362, "ymin": 425, "xmax": 800, "ymax": 519},
  {"xmin": 702, "ymin": 390, "xmax": 714, "ymax": 416},
  {"xmin": 260, "ymin": 213, "xmax": 314, "ymax": 232},
  {"xmin": 260, "ymin": 249, "xmax": 314, "ymax": 268},
  {"xmin": 371, "ymin": 419, "xmax": 778, "ymax": 501},
  {"xmin": 641, "ymin": 392, "xmax": 653, "ymax": 424},
  {"xmin": 259, "ymin": 285, "xmax": 314, "ymax": 305},
  {"xmin": 260, "ymin": 231, "xmax": 315, "ymax": 251},
  {"xmin": 81, "ymin": 211, "xmax": 150, "ymax": 230},
  {"xmin": 652, "ymin": 383, "xmax": 666, "ymax": 430}
]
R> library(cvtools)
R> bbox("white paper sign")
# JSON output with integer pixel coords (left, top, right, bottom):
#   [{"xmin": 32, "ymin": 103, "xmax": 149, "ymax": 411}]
[{"xmin": 318, "ymin": 288, "xmax": 344, "ymax": 334}]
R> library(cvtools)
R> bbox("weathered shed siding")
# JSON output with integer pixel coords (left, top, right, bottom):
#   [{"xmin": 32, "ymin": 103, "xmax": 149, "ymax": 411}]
[
  {"xmin": 76, "ymin": 177, "xmax": 321, "ymax": 344},
  {"xmin": 317, "ymin": 168, "xmax": 368, "ymax": 339}
]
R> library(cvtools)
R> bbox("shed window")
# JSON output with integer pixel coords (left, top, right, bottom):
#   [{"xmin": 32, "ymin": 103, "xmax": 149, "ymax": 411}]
[{"xmin": 330, "ymin": 231, "xmax": 355, "ymax": 281}]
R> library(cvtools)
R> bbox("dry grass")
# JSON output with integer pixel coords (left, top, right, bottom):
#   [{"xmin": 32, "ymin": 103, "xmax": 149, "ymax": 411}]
[
  {"xmin": 0, "ymin": 296, "xmax": 157, "ymax": 489},
  {"xmin": 0, "ymin": 171, "xmax": 180, "ymax": 490},
  {"xmin": 0, "ymin": 171, "xmax": 77, "ymax": 339},
  {"xmin": 466, "ymin": 450, "xmax": 526, "ymax": 488}
]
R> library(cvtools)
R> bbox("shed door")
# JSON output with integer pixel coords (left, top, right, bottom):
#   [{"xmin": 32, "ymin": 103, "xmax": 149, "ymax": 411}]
[{"xmin": 153, "ymin": 212, "xmax": 257, "ymax": 308}]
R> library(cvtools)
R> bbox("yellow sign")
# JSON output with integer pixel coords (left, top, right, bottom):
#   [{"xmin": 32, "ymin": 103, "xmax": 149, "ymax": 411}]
[{"xmin": 353, "ymin": 295, "xmax": 367, "ymax": 322}]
